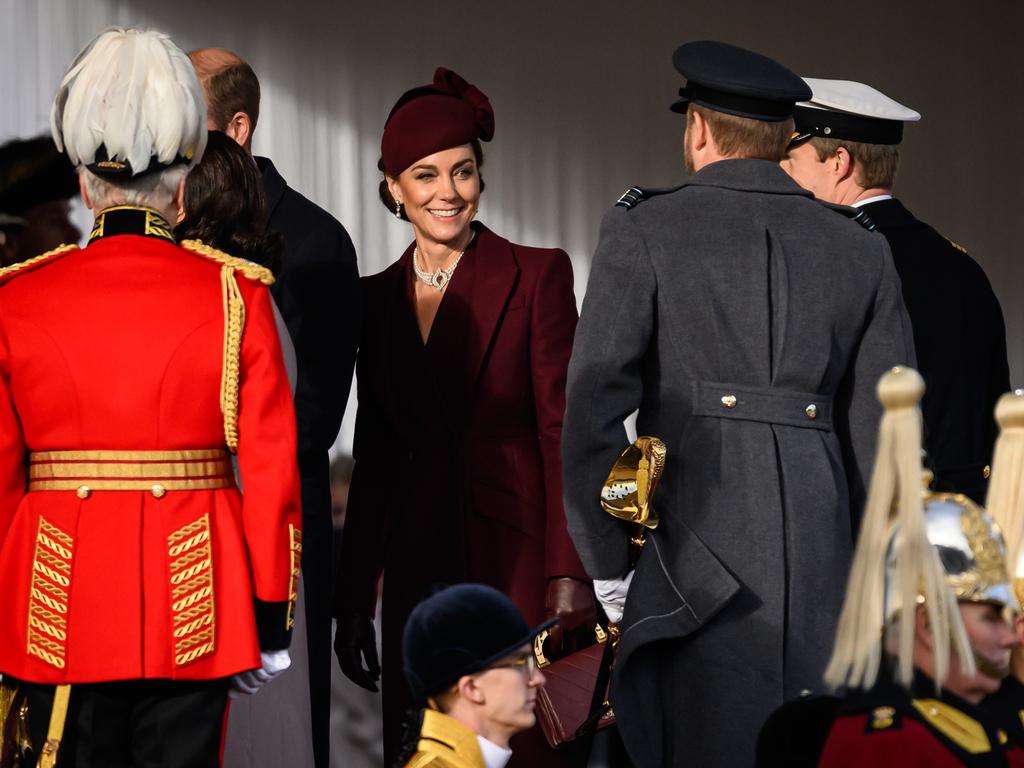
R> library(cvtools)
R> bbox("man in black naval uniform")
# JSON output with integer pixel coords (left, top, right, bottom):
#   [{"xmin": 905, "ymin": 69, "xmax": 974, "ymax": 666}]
[
  {"xmin": 783, "ymin": 78, "xmax": 1010, "ymax": 503},
  {"xmin": 189, "ymin": 47, "xmax": 360, "ymax": 768}
]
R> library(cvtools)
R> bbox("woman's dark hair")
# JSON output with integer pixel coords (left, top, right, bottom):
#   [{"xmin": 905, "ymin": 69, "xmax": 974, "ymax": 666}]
[
  {"xmin": 377, "ymin": 139, "xmax": 485, "ymax": 221},
  {"xmin": 175, "ymin": 130, "xmax": 283, "ymax": 276}
]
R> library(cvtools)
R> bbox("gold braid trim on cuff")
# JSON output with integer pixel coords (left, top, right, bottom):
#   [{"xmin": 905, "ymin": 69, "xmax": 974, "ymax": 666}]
[
  {"xmin": 220, "ymin": 266, "xmax": 245, "ymax": 453},
  {"xmin": 286, "ymin": 525, "xmax": 302, "ymax": 630},
  {"xmin": 180, "ymin": 239, "xmax": 274, "ymax": 285}
]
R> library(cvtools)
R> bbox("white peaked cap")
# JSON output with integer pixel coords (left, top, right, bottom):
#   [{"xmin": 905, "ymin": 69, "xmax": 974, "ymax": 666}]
[
  {"xmin": 799, "ymin": 78, "xmax": 921, "ymax": 122},
  {"xmin": 791, "ymin": 78, "xmax": 920, "ymax": 145},
  {"xmin": 51, "ymin": 28, "xmax": 207, "ymax": 178}
]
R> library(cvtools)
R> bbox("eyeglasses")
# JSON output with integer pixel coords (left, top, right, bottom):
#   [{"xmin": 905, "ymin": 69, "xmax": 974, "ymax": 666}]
[{"xmin": 490, "ymin": 653, "xmax": 538, "ymax": 678}]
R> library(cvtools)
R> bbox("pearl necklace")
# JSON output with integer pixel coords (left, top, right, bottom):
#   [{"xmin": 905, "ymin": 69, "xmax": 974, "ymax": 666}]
[{"xmin": 412, "ymin": 232, "xmax": 475, "ymax": 291}]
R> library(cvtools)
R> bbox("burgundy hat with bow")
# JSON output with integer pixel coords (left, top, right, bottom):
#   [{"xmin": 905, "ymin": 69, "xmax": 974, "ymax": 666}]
[{"xmin": 381, "ymin": 67, "xmax": 495, "ymax": 176}]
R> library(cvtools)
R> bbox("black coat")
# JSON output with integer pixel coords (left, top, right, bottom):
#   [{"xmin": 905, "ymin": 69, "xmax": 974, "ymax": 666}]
[
  {"xmin": 258, "ymin": 156, "xmax": 360, "ymax": 768},
  {"xmin": 864, "ymin": 198, "xmax": 1010, "ymax": 503}
]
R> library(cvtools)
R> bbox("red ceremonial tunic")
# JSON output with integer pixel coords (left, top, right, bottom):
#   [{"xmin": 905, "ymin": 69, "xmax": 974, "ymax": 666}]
[
  {"xmin": 817, "ymin": 671, "xmax": 1014, "ymax": 767},
  {"xmin": 820, "ymin": 714, "xmax": 985, "ymax": 766},
  {"xmin": 0, "ymin": 206, "xmax": 301, "ymax": 684}
]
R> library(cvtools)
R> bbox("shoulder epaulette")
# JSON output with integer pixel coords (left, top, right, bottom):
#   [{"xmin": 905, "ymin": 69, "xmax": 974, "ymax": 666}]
[
  {"xmin": 0, "ymin": 244, "xmax": 79, "ymax": 287},
  {"xmin": 179, "ymin": 239, "xmax": 274, "ymax": 285},
  {"xmin": 819, "ymin": 201, "xmax": 876, "ymax": 232},
  {"xmin": 911, "ymin": 698, "xmax": 992, "ymax": 754},
  {"xmin": 615, "ymin": 185, "xmax": 682, "ymax": 210}
]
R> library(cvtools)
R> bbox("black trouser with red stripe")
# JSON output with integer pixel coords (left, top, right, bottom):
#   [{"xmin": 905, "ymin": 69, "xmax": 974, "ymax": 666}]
[{"xmin": 10, "ymin": 677, "xmax": 228, "ymax": 768}]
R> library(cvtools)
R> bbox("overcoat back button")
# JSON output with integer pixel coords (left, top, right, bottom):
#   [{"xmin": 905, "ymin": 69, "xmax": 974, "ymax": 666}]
[
  {"xmin": 151, "ymin": 484, "xmax": 167, "ymax": 499},
  {"xmin": 721, "ymin": 394, "xmax": 737, "ymax": 409},
  {"xmin": 76, "ymin": 485, "xmax": 91, "ymax": 499},
  {"xmin": 805, "ymin": 404, "xmax": 818, "ymax": 419}
]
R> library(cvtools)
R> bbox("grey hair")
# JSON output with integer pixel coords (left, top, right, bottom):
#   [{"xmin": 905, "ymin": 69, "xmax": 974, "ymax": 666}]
[{"xmin": 80, "ymin": 166, "xmax": 187, "ymax": 213}]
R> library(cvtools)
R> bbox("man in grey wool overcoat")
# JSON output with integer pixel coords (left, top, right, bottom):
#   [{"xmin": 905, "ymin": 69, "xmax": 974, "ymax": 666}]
[{"xmin": 562, "ymin": 41, "xmax": 916, "ymax": 768}]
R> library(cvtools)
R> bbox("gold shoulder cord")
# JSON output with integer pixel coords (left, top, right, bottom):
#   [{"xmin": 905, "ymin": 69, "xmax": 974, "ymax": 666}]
[
  {"xmin": 180, "ymin": 240, "xmax": 274, "ymax": 285},
  {"xmin": 178, "ymin": 239, "xmax": 275, "ymax": 455},
  {"xmin": 220, "ymin": 266, "xmax": 245, "ymax": 453},
  {"xmin": 37, "ymin": 683, "xmax": 71, "ymax": 768},
  {"xmin": 0, "ymin": 244, "xmax": 78, "ymax": 283}
]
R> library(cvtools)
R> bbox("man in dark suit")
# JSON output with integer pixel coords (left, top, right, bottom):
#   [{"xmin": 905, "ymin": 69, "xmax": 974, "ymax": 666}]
[
  {"xmin": 190, "ymin": 47, "xmax": 359, "ymax": 768},
  {"xmin": 783, "ymin": 77, "xmax": 1010, "ymax": 503}
]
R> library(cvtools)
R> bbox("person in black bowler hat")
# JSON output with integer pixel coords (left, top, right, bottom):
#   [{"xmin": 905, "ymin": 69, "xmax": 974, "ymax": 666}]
[
  {"xmin": 396, "ymin": 584, "xmax": 552, "ymax": 768},
  {"xmin": 783, "ymin": 78, "xmax": 1010, "ymax": 504},
  {"xmin": 562, "ymin": 41, "xmax": 915, "ymax": 767}
]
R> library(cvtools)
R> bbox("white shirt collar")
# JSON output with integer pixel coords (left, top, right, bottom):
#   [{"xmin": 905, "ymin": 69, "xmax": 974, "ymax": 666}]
[
  {"xmin": 853, "ymin": 193, "xmax": 893, "ymax": 208},
  {"xmin": 476, "ymin": 736, "xmax": 512, "ymax": 768}
]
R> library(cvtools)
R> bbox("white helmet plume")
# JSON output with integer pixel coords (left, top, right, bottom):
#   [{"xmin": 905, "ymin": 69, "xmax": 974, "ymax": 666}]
[{"xmin": 50, "ymin": 28, "xmax": 207, "ymax": 177}]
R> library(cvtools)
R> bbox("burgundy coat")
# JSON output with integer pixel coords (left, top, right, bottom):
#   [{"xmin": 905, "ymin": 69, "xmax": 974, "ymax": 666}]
[
  {"xmin": 337, "ymin": 222, "xmax": 587, "ymax": 626},
  {"xmin": 336, "ymin": 223, "xmax": 587, "ymax": 757}
]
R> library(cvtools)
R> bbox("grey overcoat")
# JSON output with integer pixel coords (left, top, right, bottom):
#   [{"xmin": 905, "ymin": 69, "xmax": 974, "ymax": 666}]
[{"xmin": 562, "ymin": 159, "xmax": 915, "ymax": 767}]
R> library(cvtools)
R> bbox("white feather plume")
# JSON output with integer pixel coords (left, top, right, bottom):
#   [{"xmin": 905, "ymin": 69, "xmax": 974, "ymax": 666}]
[{"xmin": 51, "ymin": 28, "xmax": 207, "ymax": 176}]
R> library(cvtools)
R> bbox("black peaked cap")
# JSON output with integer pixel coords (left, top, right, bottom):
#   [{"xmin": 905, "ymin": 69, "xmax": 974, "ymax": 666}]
[{"xmin": 671, "ymin": 40, "xmax": 811, "ymax": 121}]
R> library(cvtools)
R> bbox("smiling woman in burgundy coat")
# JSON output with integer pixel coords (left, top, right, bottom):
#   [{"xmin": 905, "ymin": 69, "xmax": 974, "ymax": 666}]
[{"xmin": 332, "ymin": 67, "xmax": 594, "ymax": 765}]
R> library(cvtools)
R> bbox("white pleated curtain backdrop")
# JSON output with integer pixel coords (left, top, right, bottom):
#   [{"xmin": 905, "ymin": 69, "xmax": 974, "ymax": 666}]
[{"xmin": 4, "ymin": 0, "xmax": 1023, "ymax": 455}]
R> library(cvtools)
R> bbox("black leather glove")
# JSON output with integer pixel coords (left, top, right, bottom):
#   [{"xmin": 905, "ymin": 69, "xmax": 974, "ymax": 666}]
[
  {"xmin": 544, "ymin": 577, "xmax": 598, "ymax": 658},
  {"xmin": 335, "ymin": 612, "xmax": 381, "ymax": 692}
]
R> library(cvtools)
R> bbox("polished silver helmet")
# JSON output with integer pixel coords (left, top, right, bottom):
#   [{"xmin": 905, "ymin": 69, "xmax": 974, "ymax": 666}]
[{"xmin": 885, "ymin": 489, "xmax": 1017, "ymax": 618}]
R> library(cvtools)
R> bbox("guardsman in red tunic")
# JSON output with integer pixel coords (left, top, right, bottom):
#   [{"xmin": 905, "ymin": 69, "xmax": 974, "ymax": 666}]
[
  {"xmin": 757, "ymin": 369, "xmax": 1022, "ymax": 767},
  {"xmin": 981, "ymin": 391, "xmax": 1024, "ymax": 765},
  {"xmin": 0, "ymin": 28, "xmax": 300, "ymax": 768}
]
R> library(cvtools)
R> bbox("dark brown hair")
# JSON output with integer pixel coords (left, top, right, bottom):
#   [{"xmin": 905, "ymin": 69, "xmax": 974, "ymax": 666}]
[
  {"xmin": 809, "ymin": 137, "xmax": 900, "ymax": 189},
  {"xmin": 203, "ymin": 62, "xmax": 261, "ymax": 134},
  {"xmin": 175, "ymin": 131, "xmax": 282, "ymax": 274},
  {"xmin": 689, "ymin": 104, "xmax": 793, "ymax": 162},
  {"xmin": 377, "ymin": 140, "xmax": 485, "ymax": 221}
]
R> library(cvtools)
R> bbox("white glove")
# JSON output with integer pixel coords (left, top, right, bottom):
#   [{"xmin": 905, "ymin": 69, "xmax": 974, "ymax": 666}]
[
  {"xmin": 230, "ymin": 649, "xmax": 291, "ymax": 697},
  {"xmin": 593, "ymin": 571, "xmax": 634, "ymax": 624}
]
